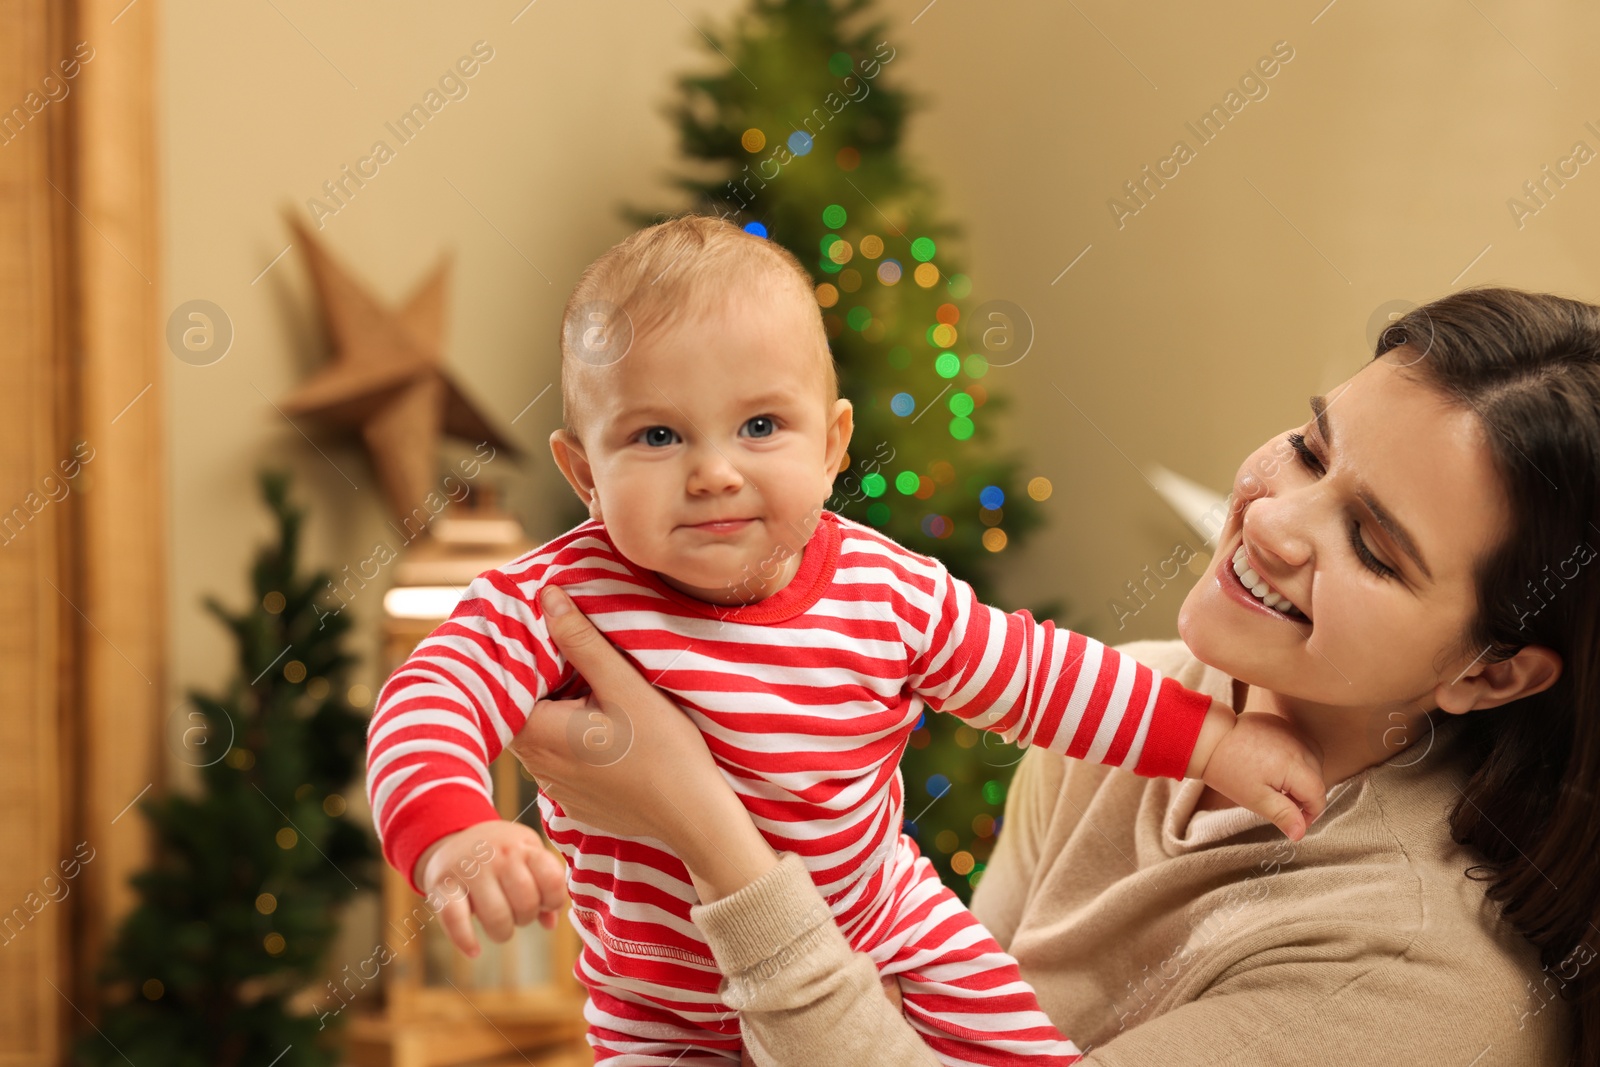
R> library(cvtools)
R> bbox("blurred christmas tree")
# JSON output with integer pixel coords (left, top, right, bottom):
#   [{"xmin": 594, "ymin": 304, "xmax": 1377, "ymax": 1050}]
[
  {"xmin": 77, "ymin": 471, "xmax": 377, "ymax": 1067},
  {"xmin": 637, "ymin": 0, "xmax": 1062, "ymax": 902}
]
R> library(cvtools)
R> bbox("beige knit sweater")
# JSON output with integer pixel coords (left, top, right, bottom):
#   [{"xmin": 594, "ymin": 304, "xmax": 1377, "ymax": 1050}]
[{"xmin": 691, "ymin": 639, "xmax": 1573, "ymax": 1065}]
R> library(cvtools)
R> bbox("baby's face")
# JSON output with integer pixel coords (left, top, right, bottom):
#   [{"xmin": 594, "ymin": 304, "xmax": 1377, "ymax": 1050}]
[{"xmin": 551, "ymin": 286, "xmax": 852, "ymax": 605}]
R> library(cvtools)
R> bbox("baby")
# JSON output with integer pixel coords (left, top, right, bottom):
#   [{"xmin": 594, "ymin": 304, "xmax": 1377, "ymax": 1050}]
[{"xmin": 366, "ymin": 215, "xmax": 1324, "ymax": 1064}]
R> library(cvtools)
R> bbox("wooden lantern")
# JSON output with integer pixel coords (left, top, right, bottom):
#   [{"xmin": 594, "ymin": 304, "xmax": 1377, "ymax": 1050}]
[{"xmin": 344, "ymin": 493, "xmax": 588, "ymax": 1067}]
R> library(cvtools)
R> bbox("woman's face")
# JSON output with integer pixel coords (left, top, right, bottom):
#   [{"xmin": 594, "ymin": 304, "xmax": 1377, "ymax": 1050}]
[{"xmin": 1178, "ymin": 351, "xmax": 1510, "ymax": 710}]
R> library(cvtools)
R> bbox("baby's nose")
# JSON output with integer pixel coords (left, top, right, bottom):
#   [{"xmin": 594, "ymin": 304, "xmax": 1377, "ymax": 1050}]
[{"xmin": 686, "ymin": 448, "xmax": 744, "ymax": 492}]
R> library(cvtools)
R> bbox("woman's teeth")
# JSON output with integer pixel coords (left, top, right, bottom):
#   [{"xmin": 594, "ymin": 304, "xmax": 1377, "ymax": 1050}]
[{"xmin": 1231, "ymin": 545, "xmax": 1306, "ymax": 620}]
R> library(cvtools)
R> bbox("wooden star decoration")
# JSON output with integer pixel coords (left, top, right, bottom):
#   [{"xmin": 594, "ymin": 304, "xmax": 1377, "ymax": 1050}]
[{"xmin": 280, "ymin": 214, "xmax": 521, "ymax": 525}]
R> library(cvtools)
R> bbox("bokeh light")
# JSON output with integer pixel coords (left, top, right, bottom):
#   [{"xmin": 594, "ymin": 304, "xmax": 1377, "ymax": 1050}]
[
  {"xmin": 914, "ymin": 262, "xmax": 940, "ymax": 287},
  {"xmin": 979, "ymin": 485, "xmax": 1005, "ymax": 510},
  {"xmin": 741, "ymin": 128, "xmax": 766, "ymax": 152},
  {"xmin": 862, "ymin": 472, "xmax": 887, "ymax": 496},
  {"xmin": 948, "ymin": 392, "xmax": 974, "ymax": 417},
  {"xmin": 815, "ymin": 283, "xmax": 839, "ymax": 308},
  {"xmin": 1028, "ymin": 476, "xmax": 1053, "ymax": 501},
  {"xmin": 910, "ymin": 236, "xmax": 937, "ymax": 261},
  {"xmin": 860, "ymin": 234, "xmax": 884, "ymax": 258},
  {"xmin": 788, "ymin": 131, "xmax": 813, "ymax": 155},
  {"xmin": 934, "ymin": 352, "xmax": 961, "ymax": 378},
  {"xmin": 890, "ymin": 392, "xmax": 915, "ymax": 417},
  {"xmin": 949, "ymin": 416, "xmax": 974, "ymax": 440},
  {"xmin": 982, "ymin": 528, "xmax": 1009, "ymax": 552},
  {"xmin": 822, "ymin": 203, "xmax": 848, "ymax": 228},
  {"xmin": 743, "ymin": 220, "xmax": 768, "ymax": 238}
]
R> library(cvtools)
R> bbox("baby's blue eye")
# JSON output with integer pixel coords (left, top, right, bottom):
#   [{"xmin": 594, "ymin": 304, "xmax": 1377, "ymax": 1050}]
[
  {"xmin": 640, "ymin": 426, "xmax": 679, "ymax": 447},
  {"xmin": 743, "ymin": 415, "xmax": 776, "ymax": 438}
]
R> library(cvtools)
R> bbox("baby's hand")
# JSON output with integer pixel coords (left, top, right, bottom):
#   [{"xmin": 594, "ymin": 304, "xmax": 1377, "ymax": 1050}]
[
  {"xmin": 1191, "ymin": 703, "xmax": 1326, "ymax": 839},
  {"xmin": 413, "ymin": 819, "xmax": 568, "ymax": 958}
]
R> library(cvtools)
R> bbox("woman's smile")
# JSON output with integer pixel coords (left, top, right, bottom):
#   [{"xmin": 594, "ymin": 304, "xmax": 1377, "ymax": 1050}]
[{"xmin": 1227, "ymin": 539, "xmax": 1309, "ymax": 620}]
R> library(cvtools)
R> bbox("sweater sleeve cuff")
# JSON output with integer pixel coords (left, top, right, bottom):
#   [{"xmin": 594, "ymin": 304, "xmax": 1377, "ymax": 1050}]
[
  {"xmin": 385, "ymin": 786, "xmax": 502, "ymax": 896},
  {"xmin": 1133, "ymin": 674, "xmax": 1213, "ymax": 779},
  {"xmin": 690, "ymin": 852, "xmax": 834, "ymax": 975}
]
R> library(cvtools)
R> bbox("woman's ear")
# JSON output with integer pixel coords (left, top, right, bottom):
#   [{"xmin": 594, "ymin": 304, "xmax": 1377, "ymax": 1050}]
[
  {"xmin": 1433, "ymin": 644, "xmax": 1563, "ymax": 715},
  {"xmin": 549, "ymin": 429, "xmax": 601, "ymax": 521}
]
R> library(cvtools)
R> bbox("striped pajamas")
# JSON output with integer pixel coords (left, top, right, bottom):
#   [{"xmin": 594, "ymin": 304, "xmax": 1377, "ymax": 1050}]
[{"xmin": 367, "ymin": 511, "xmax": 1212, "ymax": 1065}]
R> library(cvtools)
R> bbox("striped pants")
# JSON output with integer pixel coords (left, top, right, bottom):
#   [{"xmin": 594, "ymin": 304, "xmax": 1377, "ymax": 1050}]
[{"xmin": 575, "ymin": 834, "xmax": 1083, "ymax": 1066}]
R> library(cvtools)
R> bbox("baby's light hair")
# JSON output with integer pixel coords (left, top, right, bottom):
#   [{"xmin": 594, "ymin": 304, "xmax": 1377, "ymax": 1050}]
[{"xmin": 559, "ymin": 214, "xmax": 838, "ymax": 439}]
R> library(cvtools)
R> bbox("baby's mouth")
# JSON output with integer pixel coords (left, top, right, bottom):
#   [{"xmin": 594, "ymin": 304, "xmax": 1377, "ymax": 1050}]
[{"xmin": 684, "ymin": 517, "xmax": 756, "ymax": 533}]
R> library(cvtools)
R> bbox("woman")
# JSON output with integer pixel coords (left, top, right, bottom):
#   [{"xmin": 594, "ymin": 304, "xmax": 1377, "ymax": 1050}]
[{"xmin": 510, "ymin": 287, "xmax": 1596, "ymax": 1064}]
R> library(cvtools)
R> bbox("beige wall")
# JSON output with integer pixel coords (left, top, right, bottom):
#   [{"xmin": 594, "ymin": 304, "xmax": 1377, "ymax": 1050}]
[
  {"xmin": 165, "ymin": 0, "xmax": 1600, "ymax": 716},
  {"xmin": 888, "ymin": 0, "xmax": 1599, "ymax": 640}
]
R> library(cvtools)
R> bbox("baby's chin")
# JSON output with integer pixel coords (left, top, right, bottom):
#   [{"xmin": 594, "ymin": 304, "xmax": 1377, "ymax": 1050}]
[{"xmin": 642, "ymin": 552, "xmax": 772, "ymax": 605}]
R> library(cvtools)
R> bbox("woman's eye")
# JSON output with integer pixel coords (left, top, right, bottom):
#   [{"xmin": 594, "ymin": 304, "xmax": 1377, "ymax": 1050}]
[
  {"xmin": 742, "ymin": 415, "xmax": 776, "ymax": 438},
  {"xmin": 1287, "ymin": 431, "xmax": 1324, "ymax": 474},
  {"xmin": 1289, "ymin": 432, "xmax": 1397, "ymax": 580},
  {"xmin": 639, "ymin": 426, "xmax": 679, "ymax": 447},
  {"xmin": 1349, "ymin": 522, "xmax": 1397, "ymax": 580}
]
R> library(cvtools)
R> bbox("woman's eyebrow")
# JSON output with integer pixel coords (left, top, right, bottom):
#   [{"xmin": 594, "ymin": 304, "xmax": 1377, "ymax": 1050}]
[{"xmin": 1310, "ymin": 395, "xmax": 1434, "ymax": 582}]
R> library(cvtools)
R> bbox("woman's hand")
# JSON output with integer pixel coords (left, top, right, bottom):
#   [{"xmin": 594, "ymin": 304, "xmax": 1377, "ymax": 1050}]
[{"xmin": 508, "ymin": 585, "xmax": 780, "ymax": 899}]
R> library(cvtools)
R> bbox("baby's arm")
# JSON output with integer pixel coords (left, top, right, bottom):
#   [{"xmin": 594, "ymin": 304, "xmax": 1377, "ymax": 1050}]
[
  {"xmin": 366, "ymin": 566, "xmax": 574, "ymax": 949},
  {"xmin": 907, "ymin": 562, "xmax": 1325, "ymax": 836}
]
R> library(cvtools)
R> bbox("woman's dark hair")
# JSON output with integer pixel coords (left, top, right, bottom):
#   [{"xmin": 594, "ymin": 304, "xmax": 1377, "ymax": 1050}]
[{"xmin": 1379, "ymin": 287, "xmax": 1600, "ymax": 1065}]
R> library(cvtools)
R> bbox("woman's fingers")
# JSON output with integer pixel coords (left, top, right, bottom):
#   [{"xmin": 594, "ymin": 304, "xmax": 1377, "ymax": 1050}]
[
  {"xmin": 510, "ymin": 697, "xmax": 586, "ymax": 778},
  {"xmin": 881, "ymin": 974, "xmax": 905, "ymax": 1013},
  {"xmin": 540, "ymin": 586, "xmax": 643, "ymax": 703}
]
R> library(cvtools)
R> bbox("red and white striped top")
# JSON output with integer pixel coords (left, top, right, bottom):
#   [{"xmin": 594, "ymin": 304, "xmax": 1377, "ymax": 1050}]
[{"xmin": 367, "ymin": 511, "xmax": 1211, "ymax": 936}]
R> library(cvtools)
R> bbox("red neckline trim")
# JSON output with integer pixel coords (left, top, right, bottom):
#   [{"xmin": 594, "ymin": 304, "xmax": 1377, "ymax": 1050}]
[{"xmin": 615, "ymin": 511, "xmax": 841, "ymax": 625}]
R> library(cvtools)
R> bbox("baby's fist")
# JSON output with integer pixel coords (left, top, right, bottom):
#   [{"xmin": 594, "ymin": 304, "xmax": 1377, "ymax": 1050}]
[
  {"xmin": 415, "ymin": 819, "xmax": 567, "ymax": 958},
  {"xmin": 1198, "ymin": 711, "xmax": 1327, "ymax": 840}
]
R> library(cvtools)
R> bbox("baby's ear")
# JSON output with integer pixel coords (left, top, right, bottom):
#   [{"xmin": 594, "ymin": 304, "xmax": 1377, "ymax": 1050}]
[
  {"xmin": 549, "ymin": 429, "xmax": 598, "ymax": 515},
  {"xmin": 825, "ymin": 398, "xmax": 855, "ymax": 477}
]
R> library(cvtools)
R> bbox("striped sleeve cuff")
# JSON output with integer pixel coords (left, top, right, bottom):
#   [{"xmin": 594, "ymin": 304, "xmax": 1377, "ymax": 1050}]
[{"xmin": 1133, "ymin": 675, "xmax": 1213, "ymax": 779}]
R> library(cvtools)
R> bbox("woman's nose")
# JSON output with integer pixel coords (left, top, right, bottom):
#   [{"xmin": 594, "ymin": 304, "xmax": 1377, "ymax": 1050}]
[
  {"xmin": 685, "ymin": 446, "xmax": 744, "ymax": 494},
  {"xmin": 1242, "ymin": 490, "xmax": 1312, "ymax": 569}
]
